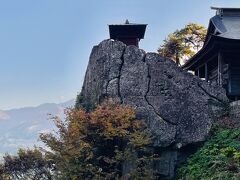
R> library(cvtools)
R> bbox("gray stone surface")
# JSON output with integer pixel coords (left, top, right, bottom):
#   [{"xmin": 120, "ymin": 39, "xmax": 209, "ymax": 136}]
[
  {"xmin": 154, "ymin": 151, "xmax": 178, "ymax": 178},
  {"xmin": 230, "ymin": 101, "xmax": 240, "ymax": 125},
  {"xmin": 230, "ymin": 100, "xmax": 240, "ymax": 117},
  {"xmin": 80, "ymin": 39, "xmax": 229, "ymax": 178}
]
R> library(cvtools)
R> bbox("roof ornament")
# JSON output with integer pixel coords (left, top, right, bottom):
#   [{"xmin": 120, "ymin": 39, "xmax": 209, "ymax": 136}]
[{"xmin": 211, "ymin": 7, "xmax": 223, "ymax": 16}]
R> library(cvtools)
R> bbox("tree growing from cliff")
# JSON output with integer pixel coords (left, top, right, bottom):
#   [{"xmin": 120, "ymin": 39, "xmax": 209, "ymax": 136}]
[
  {"xmin": 158, "ymin": 23, "xmax": 207, "ymax": 65},
  {"xmin": 75, "ymin": 92, "xmax": 96, "ymax": 111},
  {"xmin": 40, "ymin": 100, "xmax": 156, "ymax": 179}
]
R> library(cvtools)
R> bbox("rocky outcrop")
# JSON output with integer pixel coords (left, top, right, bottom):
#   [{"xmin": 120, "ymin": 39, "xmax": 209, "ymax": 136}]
[{"xmin": 80, "ymin": 39, "xmax": 229, "ymax": 178}]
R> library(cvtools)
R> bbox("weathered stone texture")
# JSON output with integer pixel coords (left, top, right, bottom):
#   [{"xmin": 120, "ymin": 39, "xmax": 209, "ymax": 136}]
[
  {"xmin": 229, "ymin": 101, "xmax": 240, "ymax": 128},
  {"xmin": 80, "ymin": 39, "xmax": 229, "ymax": 178},
  {"xmin": 230, "ymin": 100, "xmax": 240, "ymax": 118}
]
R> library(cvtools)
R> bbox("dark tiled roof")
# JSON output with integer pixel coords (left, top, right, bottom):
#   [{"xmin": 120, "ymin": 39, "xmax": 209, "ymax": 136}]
[
  {"xmin": 183, "ymin": 7, "xmax": 240, "ymax": 69},
  {"xmin": 108, "ymin": 21, "xmax": 147, "ymax": 39}
]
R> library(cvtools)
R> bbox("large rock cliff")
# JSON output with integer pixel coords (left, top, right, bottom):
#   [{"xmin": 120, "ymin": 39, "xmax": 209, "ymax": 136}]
[{"xmin": 79, "ymin": 39, "xmax": 229, "ymax": 178}]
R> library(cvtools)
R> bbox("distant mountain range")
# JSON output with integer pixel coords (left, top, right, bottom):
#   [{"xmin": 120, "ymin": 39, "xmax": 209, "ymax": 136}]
[{"xmin": 0, "ymin": 99, "xmax": 75, "ymax": 157}]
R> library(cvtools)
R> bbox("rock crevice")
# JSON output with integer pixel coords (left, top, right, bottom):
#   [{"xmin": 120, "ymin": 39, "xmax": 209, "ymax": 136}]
[
  {"xmin": 144, "ymin": 60, "xmax": 177, "ymax": 126},
  {"xmin": 117, "ymin": 47, "xmax": 126, "ymax": 104},
  {"xmin": 80, "ymin": 39, "xmax": 229, "ymax": 178},
  {"xmin": 197, "ymin": 82, "xmax": 226, "ymax": 103}
]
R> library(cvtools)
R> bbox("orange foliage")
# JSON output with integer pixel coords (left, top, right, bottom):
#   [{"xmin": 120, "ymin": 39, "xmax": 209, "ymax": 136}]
[{"xmin": 40, "ymin": 100, "xmax": 153, "ymax": 179}]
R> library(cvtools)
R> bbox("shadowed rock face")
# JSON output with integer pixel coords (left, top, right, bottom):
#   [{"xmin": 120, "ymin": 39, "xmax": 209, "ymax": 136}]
[{"xmin": 80, "ymin": 39, "xmax": 229, "ymax": 178}]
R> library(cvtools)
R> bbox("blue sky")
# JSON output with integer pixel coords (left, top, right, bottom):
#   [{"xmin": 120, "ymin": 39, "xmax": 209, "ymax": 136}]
[{"xmin": 0, "ymin": 0, "xmax": 240, "ymax": 110}]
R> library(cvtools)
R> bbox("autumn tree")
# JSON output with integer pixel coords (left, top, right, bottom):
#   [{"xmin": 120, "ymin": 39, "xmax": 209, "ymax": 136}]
[
  {"xmin": 0, "ymin": 148, "xmax": 53, "ymax": 180},
  {"xmin": 158, "ymin": 23, "xmax": 207, "ymax": 65},
  {"xmin": 40, "ymin": 100, "xmax": 156, "ymax": 179}
]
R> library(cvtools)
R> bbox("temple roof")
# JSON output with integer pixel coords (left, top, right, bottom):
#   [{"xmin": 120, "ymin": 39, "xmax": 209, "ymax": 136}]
[
  {"xmin": 208, "ymin": 8, "xmax": 240, "ymax": 40},
  {"xmin": 108, "ymin": 20, "xmax": 147, "ymax": 39},
  {"xmin": 183, "ymin": 7, "xmax": 240, "ymax": 69},
  {"xmin": 211, "ymin": 7, "xmax": 240, "ymax": 16}
]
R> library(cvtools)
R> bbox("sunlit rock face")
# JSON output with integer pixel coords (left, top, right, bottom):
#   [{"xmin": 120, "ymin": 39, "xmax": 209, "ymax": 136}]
[{"xmin": 80, "ymin": 39, "xmax": 229, "ymax": 178}]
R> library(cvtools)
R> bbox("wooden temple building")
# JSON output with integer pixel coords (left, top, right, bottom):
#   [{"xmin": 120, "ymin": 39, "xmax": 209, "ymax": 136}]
[
  {"xmin": 108, "ymin": 20, "xmax": 147, "ymax": 47},
  {"xmin": 183, "ymin": 7, "xmax": 240, "ymax": 100}
]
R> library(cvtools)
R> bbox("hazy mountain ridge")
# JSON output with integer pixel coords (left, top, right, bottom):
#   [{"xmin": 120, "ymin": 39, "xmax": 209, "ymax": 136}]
[{"xmin": 0, "ymin": 99, "xmax": 75, "ymax": 157}]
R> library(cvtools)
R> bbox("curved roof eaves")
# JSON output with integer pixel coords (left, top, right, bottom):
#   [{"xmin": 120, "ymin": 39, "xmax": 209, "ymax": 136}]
[{"xmin": 211, "ymin": 15, "xmax": 240, "ymax": 39}]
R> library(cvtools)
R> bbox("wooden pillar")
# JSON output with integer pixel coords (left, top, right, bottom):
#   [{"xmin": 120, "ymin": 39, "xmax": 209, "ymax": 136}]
[
  {"xmin": 195, "ymin": 68, "xmax": 200, "ymax": 77},
  {"xmin": 136, "ymin": 38, "xmax": 139, "ymax": 48},
  {"xmin": 194, "ymin": 69, "xmax": 197, "ymax": 76},
  {"xmin": 218, "ymin": 51, "xmax": 223, "ymax": 85},
  {"xmin": 205, "ymin": 63, "xmax": 208, "ymax": 82}
]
